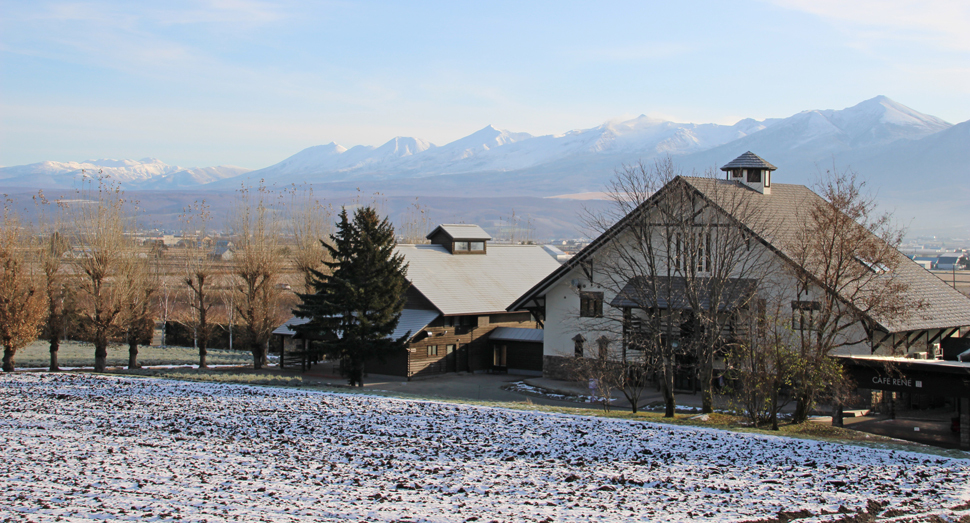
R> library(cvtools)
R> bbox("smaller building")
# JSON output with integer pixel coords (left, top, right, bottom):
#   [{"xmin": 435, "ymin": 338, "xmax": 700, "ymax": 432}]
[
  {"xmin": 936, "ymin": 253, "xmax": 968, "ymax": 271},
  {"xmin": 276, "ymin": 223, "xmax": 561, "ymax": 379}
]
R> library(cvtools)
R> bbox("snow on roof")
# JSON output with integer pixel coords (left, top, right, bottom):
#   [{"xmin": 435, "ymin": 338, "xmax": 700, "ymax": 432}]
[
  {"xmin": 397, "ymin": 243, "xmax": 561, "ymax": 315},
  {"xmin": 425, "ymin": 224, "xmax": 492, "ymax": 241},
  {"xmin": 489, "ymin": 327, "xmax": 544, "ymax": 343}
]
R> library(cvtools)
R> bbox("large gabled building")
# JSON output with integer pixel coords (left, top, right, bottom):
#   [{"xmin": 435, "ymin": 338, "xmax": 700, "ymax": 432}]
[{"xmin": 510, "ymin": 152, "xmax": 970, "ymax": 373}]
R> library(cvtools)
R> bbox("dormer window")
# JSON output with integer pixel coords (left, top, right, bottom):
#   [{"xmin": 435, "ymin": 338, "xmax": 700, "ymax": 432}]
[
  {"xmin": 746, "ymin": 169, "xmax": 761, "ymax": 183},
  {"xmin": 452, "ymin": 241, "xmax": 486, "ymax": 253},
  {"xmin": 426, "ymin": 224, "xmax": 491, "ymax": 254}
]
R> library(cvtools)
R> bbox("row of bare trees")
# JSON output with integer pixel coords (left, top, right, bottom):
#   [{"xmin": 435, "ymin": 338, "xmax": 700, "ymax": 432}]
[
  {"xmin": 568, "ymin": 159, "xmax": 917, "ymax": 427},
  {"xmin": 0, "ymin": 180, "xmax": 339, "ymax": 373}
]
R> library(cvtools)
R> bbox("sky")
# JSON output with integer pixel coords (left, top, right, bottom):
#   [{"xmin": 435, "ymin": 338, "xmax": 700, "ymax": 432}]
[{"xmin": 1, "ymin": 0, "xmax": 968, "ymax": 169}]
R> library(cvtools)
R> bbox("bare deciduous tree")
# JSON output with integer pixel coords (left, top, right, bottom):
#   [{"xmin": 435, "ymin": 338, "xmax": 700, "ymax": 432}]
[
  {"xmin": 230, "ymin": 184, "xmax": 286, "ymax": 369},
  {"xmin": 34, "ymin": 191, "xmax": 71, "ymax": 371},
  {"xmin": 398, "ymin": 198, "xmax": 432, "ymax": 245},
  {"xmin": 0, "ymin": 206, "xmax": 47, "ymax": 372},
  {"xmin": 288, "ymin": 186, "xmax": 333, "ymax": 294},
  {"xmin": 120, "ymin": 252, "xmax": 159, "ymax": 369},
  {"xmin": 181, "ymin": 200, "xmax": 218, "ymax": 367},
  {"xmin": 566, "ymin": 335, "xmax": 653, "ymax": 413},
  {"xmin": 785, "ymin": 167, "xmax": 920, "ymax": 422},
  {"xmin": 65, "ymin": 177, "xmax": 138, "ymax": 372},
  {"xmin": 583, "ymin": 158, "xmax": 775, "ymax": 416}
]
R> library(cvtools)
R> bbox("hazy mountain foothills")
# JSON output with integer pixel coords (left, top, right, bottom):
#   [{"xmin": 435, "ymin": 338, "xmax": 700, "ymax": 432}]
[{"xmin": 2, "ymin": 96, "xmax": 966, "ymax": 238}]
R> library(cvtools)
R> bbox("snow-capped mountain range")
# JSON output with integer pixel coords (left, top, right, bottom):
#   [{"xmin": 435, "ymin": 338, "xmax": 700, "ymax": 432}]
[
  {"xmin": 0, "ymin": 96, "xmax": 963, "ymax": 202},
  {"xmin": 0, "ymin": 158, "xmax": 249, "ymax": 189}
]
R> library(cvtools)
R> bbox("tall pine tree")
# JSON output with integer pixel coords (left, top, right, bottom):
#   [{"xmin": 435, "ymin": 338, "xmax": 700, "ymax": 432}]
[{"xmin": 294, "ymin": 207, "xmax": 410, "ymax": 386}]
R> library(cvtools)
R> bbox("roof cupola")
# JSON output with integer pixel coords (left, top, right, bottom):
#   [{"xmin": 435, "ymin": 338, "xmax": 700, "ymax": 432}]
[{"xmin": 720, "ymin": 151, "xmax": 777, "ymax": 195}]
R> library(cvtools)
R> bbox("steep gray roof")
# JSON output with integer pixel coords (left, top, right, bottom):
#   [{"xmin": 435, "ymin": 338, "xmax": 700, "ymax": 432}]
[
  {"xmin": 720, "ymin": 151, "xmax": 778, "ymax": 171},
  {"xmin": 396, "ymin": 243, "xmax": 561, "ymax": 315},
  {"xmin": 425, "ymin": 224, "xmax": 492, "ymax": 241},
  {"xmin": 274, "ymin": 309, "xmax": 439, "ymax": 341},
  {"xmin": 489, "ymin": 327, "xmax": 544, "ymax": 343}
]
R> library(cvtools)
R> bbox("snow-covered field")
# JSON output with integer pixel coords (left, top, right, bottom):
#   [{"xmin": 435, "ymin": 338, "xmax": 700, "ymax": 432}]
[{"xmin": 3, "ymin": 374, "xmax": 968, "ymax": 522}]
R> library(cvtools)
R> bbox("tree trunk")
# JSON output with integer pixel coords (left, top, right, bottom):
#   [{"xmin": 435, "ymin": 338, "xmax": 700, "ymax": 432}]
[
  {"xmin": 662, "ymin": 358, "xmax": 676, "ymax": 418},
  {"xmin": 94, "ymin": 339, "xmax": 108, "ymax": 373},
  {"xmin": 793, "ymin": 392, "xmax": 812, "ymax": 423},
  {"xmin": 199, "ymin": 347, "xmax": 207, "ymax": 368},
  {"xmin": 2, "ymin": 347, "xmax": 15, "ymax": 372},
  {"xmin": 770, "ymin": 388, "xmax": 780, "ymax": 431},
  {"xmin": 699, "ymin": 349, "xmax": 714, "ymax": 414},
  {"xmin": 128, "ymin": 338, "xmax": 139, "ymax": 369},
  {"xmin": 832, "ymin": 402, "xmax": 844, "ymax": 428},
  {"xmin": 252, "ymin": 347, "xmax": 263, "ymax": 370},
  {"xmin": 49, "ymin": 336, "xmax": 60, "ymax": 371}
]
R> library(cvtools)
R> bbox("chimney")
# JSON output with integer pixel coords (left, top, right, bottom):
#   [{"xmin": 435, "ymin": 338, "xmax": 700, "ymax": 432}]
[{"xmin": 720, "ymin": 151, "xmax": 777, "ymax": 195}]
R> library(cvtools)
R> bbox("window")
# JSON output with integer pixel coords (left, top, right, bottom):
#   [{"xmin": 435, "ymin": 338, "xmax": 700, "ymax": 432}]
[
  {"xmin": 580, "ymin": 291, "xmax": 604, "ymax": 317},
  {"xmin": 673, "ymin": 231, "xmax": 712, "ymax": 273},
  {"xmin": 453, "ymin": 240, "xmax": 486, "ymax": 253},
  {"xmin": 791, "ymin": 301, "xmax": 820, "ymax": 331},
  {"xmin": 747, "ymin": 169, "xmax": 761, "ymax": 183},
  {"xmin": 572, "ymin": 334, "xmax": 585, "ymax": 358},
  {"xmin": 445, "ymin": 316, "xmax": 476, "ymax": 329},
  {"xmin": 493, "ymin": 345, "xmax": 507, "ymax": 367},
  {"xmin": 696, "ymin": 232, "xmax": 711, "ymax": 272},
  {"xmin": 427, "ymin": 345, "xmax": 439, "ymax": 356},
  {"xmin": 446, "ymin": 344, "xmax": 455, "ymax": 355}
]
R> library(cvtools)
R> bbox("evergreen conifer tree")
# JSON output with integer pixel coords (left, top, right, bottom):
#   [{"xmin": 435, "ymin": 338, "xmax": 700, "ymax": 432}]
[{"xmin": 294, "ymin": 207, "xmax": 410, "ymax": 386}]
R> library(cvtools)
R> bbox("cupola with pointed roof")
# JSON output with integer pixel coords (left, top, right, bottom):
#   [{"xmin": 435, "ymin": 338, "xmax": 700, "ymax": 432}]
[
  {"xmin": 720, "ymin": 151, "xmax": 777, "ymax": 195},
  {"xmin": 426, "ymin": 224, "xmax": 492, "ymax": 254}
]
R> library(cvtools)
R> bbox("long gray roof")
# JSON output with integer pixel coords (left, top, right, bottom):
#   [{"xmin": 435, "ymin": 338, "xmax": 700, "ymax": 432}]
[{"xmin": 396, "ymin": 243, "xmax": 561, "ymax": 315}]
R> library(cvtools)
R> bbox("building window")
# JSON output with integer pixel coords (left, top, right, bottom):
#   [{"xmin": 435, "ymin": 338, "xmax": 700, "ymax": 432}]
[
  {"xmin": 696, "ymin": 232, "xmax": 711, "ymax": 272},
  {"xmin": 791, "ymin": 301, "xmax": 820, "ymax": 331},
  {"xmin": 493, "ymin": 345, "xmax": 506, "ymax": 367},
  {"xmin": 572, "ymin": 334, "xmax": 586, "ymax": 358},
  {"xmin": 596, "ymin": 336, "xmax": 611, "ymax": 360},
  {"xmin": 674, "ymin": 231, "xmax": 712, "ymax": 273},
  {"xmin": 580, "ymin": 291, "xmax": 604, "ymax": 317},
  {"xmin": 446, "ymin": 344, "xmax": 455, "ymax": 355},
  {"xmin": 453, "ymin": 241, "xmax": 469, "ymax": 252},
  {"xmin": 427, "ymin": 345, "xmax": 439, "ymax": 356},
  {"xmin": 747, "ymin": 169, "xmax": 761, "ymax": 183},
  {"xmin": 470, "ymin": 241, "xmax": 485, "ymax": 251}
]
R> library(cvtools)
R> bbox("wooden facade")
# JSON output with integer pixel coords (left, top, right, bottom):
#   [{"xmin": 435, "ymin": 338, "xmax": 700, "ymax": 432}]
[{"xmin": 368, "ymin": 311, "xmax": 535, "ymax": 379}]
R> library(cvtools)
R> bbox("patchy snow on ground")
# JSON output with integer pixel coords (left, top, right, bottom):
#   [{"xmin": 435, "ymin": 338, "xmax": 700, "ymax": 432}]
[{"xmin": 2, "ymin": 374, "xmax": 968, "ymax": 522}]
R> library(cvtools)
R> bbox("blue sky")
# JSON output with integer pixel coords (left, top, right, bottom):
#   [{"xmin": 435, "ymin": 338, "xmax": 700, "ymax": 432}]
[{"xmin": 1, "ymin": 0, "xmax": 968, "ymax": 169}]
